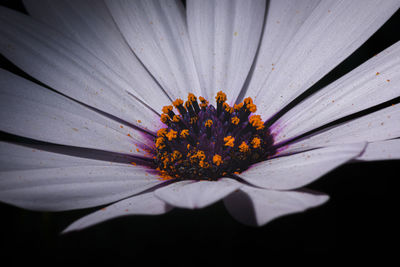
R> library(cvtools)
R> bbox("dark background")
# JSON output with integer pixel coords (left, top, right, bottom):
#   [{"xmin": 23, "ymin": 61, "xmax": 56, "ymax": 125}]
[{"xmin": 0, "ymin": 0, "xmax": 399, "ymax": 262}]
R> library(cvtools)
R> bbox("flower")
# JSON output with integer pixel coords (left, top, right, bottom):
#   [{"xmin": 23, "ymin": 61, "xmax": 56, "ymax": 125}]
[{"xmin": 0, "ymin": 0, "xmax": 399, "ymax": 233}]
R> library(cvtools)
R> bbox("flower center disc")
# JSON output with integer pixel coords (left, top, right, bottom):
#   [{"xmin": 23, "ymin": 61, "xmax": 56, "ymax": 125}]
[{"xmin": 154, "ymin": 92, "xmax": 276, "ymax": 180}]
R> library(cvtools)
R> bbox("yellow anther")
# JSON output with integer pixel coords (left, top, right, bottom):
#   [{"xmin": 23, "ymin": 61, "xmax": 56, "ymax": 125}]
[
  {"xmin": 247, "ymin": 103, "xmax": 257, "ymax": 113},
  {"xmin": 160, "ymin": 114, "xmax": 170, "ymax": 124},
  {"xmin": 216, "ymin": 91, "xmax": 227, "ymax": 103},
  {"xmin": 186, "ymin": 144, "xmax": 191, "ymax": 150},
  {"xmin": 166, "ymin": 129, "xmax": 178, "ymax": 141},
  {"xmin": 239, "ymin": 141, "xmax": 249, "ymax": 152},
  {"xmin": 162, "ymin": 157, "xmax": 169, "ymax": 169},
  {"xmin": 224, "ymin": 136, "xmax": 235, "ymax": 147},
  {"xmin": 188, "ymin": 93, "xmax": 197, "ymax": 102},
  {"xmin": 251, "ymin": 137, "xmax": 261, "ymax": 148},
  {"xmin": 223, "ymin": 102, "xmax": 233, "ymax": 113},
  {"xmin": 162, "ymin": 105, "xmax": 173, "ymax": 114},
  {"xmin": 180, "ymin": 129, "xmax": 189, "ymax": 138},
  {"xmin": 196, "ymin": 151, "xmax": 206, "ymax": 161},
  {"xmin": 157, "ymin": 169, "xmax": 174, "ymax": 181},
  {"xmin": 249, "ymin": 115, "xmax": 265, "ymax": 130},
  {"xmin": 172, "ymin": 115, "xmax": 181, "ymax": 122},
  {"xmin": 243, "ymin": 97, "xmax": 253, "ymax": 106},
  {"xmin": 191, "ymin": 150, "xmax": 206, "ymax": 162},
  {"xmin": 172, "ymin": 98, "xmax": 184, "ymax": 108},
  {"xmin": 155, "ymin": 137, "xmax": 165, "ymax": 149},
  {"xmin": 185, "ymin": 100, "xmax": 192, "ymax": 108},
  {"xmin": 199, "ymin": 160, "xmax": 210, "ymax": 168},
  {"xmin": 234, "ymin": 103, "xmax": 243, "ymax": 111},
  {"xmin": 213, "ymin": 154, "xmax": 223, "ymax": 166},
  {"xmin": 199, "ymin": 96, "xmax": 209, "ymax": 108},
  {"xmin": 171, "ymin": 150, "xmax": 182, "ymax": 161},
  {"xmin": 157, "ymin": 128, "xmax": 168, "ymax": 137},
  {"xmin": 231, "ymin": 117, "xmax": 240, "ymax": 125},
  {"xmin": 200, "ymin": 101, "xmax": 209, "ymax": 108},
  {"xmin": 205, "ymin": 119, "xmax": 213, "ymax": 127}
]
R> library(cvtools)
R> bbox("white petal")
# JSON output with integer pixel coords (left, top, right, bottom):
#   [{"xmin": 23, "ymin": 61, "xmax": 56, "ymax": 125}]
[
  {"xmin": 358, "ymin": 139, "xmax": 400, "ymax": 161},
  {"xmin": 286, "ymin": 104, "xmax": 400, "ymax": 153},
  {"xmin": 0, "ymin": 70, "xmax": 153, "ymax": 156},
  {"xmin": 22, "ymin": 0, "xmax": 171, "ymax": 109},
  {"xmin": 224, "ymin": 185, "xmax": 329, "ymax": 227},
  {"xmin": 273, "ymin": 41, "xmax": 400, "ymax": 144},
  {"xmin": 239, "ymin": 143, "xmax": 366, "ymax": 190},
  {"xmin": 0, "ymin": 141, "xmax": 129, "ymax": 171},
  {"xmin": 154, "ymin": 178, "xmax": 241, "ymax": 209},
  {"xmin": 106, "ymin": 0, "xmax": 201, "ymax": 99},
  {"xmin": 251, "ymin": 0, "xmax": 400, "ymax": 120},
  {"xmin": 245, "ymin": 0, "xmax": 320, "ymax": 99},
  {"xmin": 0, "ymin": 165, "xmax": 165, "ymax": 211},
  {"xmin": 186, "ymin": 0, "xmax": 266, "ymax": 101},
  {"xmin": 62, "ymin": 192, "xmax": 172, "ymax": 233},
  {"xmin": 0, "ymin": 7, "xmax": 161, "ymax": 132}
]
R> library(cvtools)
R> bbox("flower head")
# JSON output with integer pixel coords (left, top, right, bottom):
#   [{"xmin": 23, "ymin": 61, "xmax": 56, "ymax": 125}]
[{"xmin": 0, "ymin": 0, "xmax": 399, "ymax": 233}]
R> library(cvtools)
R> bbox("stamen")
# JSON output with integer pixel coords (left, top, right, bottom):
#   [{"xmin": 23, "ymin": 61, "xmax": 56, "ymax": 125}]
[
  {"xmin": 223, "ymin": 102, "xmax": 233, "ymax": 114},
  {"xmin": 243, "ymin": 97, "xmax": 253, "ymax": 106},
  {"xmin": 216, "ymin": 91, "xmax": 227, "ymax": 103},
  {"xmin": 234, "ymin": 103, "xmax": 243, "ymax": 111},
  {"xmin": 171, "ymin": 150, "xmax": 182, "ymax": 161},
  {"xmin": 180, "ymin": 129, "xmax": 189, "ymax": 138},
  {"xmin": 173, "ymin": 98, "xmax": 187, "ymax": 115},
  {"xmin": 216, "ymin": 91, "xmax": 227, "ymax": 116},
  {"xmin": 247, "ymin": 103, "xmax": 257, "ymax": 113},
  {"xmin": 160, "ymin": 114, "xmax": 171, "ymax": 125},
  {"xmin": 239, "ymin": 141, "xmax": 249, "ymax": 153},
  {"xmin": 185, "ymin": 100, "xmax": 196, "ymax": 118},
  {"xmin": 188, "ymin": 93, "xmax": 200, "ymax": 114},
  {"xmin": 172, "ymin": 115, "xmax": 180, "ymax": 123},
  {"xmin": 213, "ymin": 154, "xmax": 223, "ymax": 166},
  {"xmin": 155, "ymin": 137, "xmax": 166, "ymax": 150},
  {"xmin": 231, "ymin": 117, "xmax": 240, "ymax": 125},
  {"xmin": 251, "ymin": 137, "xmax": 261, "ymax": 148},
  {"xmin": 199, "ymin": 96, "xmax": 209, "ymax": 110},
  {"xmin": 162, "ymin": 105, "xmax": 176, "ymax": 119},
  {"xmin": 162, "ymin": 105, "xmax": 173, "ymax": 115},
  {"xmin": 224, "ymin": 136, "xmax": 235, "ymax": 147},
  {"xmin": 166, "ymin": 129, "xmax": 177, "ymax": 141},
  {"xmin": 249, "ymin": 115, "xmax": 265, "ymax": 130},
  {"xmin": 199, "ymin": 160, "xmax": 209, "ymax": 168},
  {"xmin": 157, "ymin": 128, "xmax": 168, "ymax": 137}
]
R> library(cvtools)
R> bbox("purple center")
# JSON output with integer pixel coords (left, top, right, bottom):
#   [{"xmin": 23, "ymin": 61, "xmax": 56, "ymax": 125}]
[{"xmin": 154, "ymin": 92, "xmax": 276, "ymax": 180}]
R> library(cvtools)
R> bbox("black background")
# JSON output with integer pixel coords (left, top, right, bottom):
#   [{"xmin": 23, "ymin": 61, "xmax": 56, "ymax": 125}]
[{"xmin": 0, "ymin": 0, "xmax": 399, "ymax": 263}]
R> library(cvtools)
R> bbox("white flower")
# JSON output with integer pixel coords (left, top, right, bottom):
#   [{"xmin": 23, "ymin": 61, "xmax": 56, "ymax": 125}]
[{"xmin": 0, "ymin": 0, "xmax": 399, "ymax": 233}]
